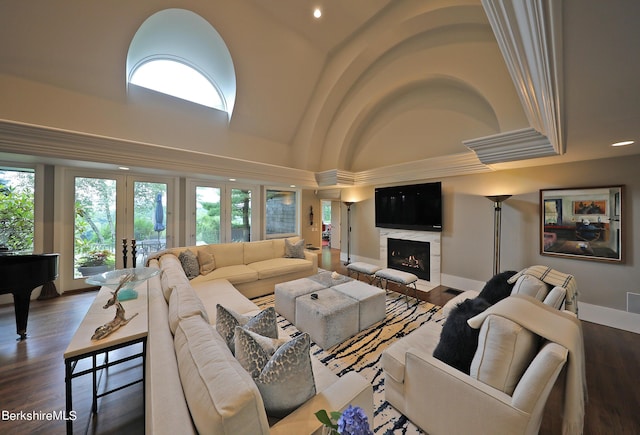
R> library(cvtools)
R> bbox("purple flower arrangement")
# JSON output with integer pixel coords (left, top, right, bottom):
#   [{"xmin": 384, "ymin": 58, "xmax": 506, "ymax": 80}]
[{"xmin": 315, "ymin": 405, "xmax": 373, "ymax": 435}]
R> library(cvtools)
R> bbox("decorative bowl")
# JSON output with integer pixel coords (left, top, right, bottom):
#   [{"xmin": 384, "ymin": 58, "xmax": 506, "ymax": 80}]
[{"xmin": 86, "ymin": 267, "xmax": 159, "ymax": 300}]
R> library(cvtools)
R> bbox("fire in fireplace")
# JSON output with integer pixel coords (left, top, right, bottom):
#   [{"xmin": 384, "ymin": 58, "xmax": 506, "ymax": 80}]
[{"xmin": 387, "ymin": 238, "xmax": 430, "ymax": 281}]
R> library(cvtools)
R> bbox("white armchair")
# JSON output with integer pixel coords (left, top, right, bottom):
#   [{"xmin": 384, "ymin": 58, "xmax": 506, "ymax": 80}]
[{"xmin": 382, "ymin": 267, "xmax": 584, "ymax": 435}]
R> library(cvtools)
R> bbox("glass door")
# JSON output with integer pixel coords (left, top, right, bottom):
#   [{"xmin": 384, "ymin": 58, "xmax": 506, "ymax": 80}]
[
  {"xmin": 61, "ymin": 169, "xmax": 175, "ymax": 291},
  {"xmin": 187, "ymin": 181, "xmax": 258, "ymax": 245}
]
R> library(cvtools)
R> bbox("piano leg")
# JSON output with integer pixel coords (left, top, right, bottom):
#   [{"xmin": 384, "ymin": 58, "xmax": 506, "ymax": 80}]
[{"xmin": 12, "ymin": 289, "xmax": 34, "ymax": 340}]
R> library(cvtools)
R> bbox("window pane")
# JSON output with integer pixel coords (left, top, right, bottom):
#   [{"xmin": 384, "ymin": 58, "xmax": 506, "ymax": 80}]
[
  {"xmin": 196, "ymin": 186, "xmax": 221, "ymax": 244},
  {"xmin": 74, "ymin": 177, "xmax": 116, "ymax": 277},
  {"xmin": 134, "ymin": 182, "xmax": 167, "ymax": 264},
  {"xmin": 266, "ymin": 190, "xmax": 297, "ymax": 236},
  {"xmin": 231, "ymin": 189, "xmax": 251, "ymax": 242},
  {"xmin": 0, "ymin": 169, "xmax": 35, "ymax": 252},
  {"xmin": 130, "ymin": 59, "xmax": 224, "ymax": 110}
]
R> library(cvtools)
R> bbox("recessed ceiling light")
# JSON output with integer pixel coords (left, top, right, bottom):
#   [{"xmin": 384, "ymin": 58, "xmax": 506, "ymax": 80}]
[
  {"xmin": 229, "ymin": 178, "xmax": 236, "ymax": 181},
  {"xmin": 290, "ymin": 185, "xmax": 296, "ymax": 188},
  {"xmin": 313, "ymin": 8, "xmax": 322, "ymax": 19},
  {"xmin": 611, "ymin": 140, "xmax": 634, "ymax": 147},
  {"xmin": 119, "ymin": 166, "xmax": 130, "ymax": 170}
]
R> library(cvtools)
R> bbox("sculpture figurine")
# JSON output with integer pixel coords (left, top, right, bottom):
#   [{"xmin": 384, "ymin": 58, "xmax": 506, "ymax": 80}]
[{"xmin": 91, "ymin": 273, "xmax": 139, "ymax": 340}]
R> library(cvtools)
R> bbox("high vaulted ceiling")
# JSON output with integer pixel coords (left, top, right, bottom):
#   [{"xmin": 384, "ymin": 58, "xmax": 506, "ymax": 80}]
[{"xmin": 0, "ymin": 0, "xmax": 639, "ymax": 187}]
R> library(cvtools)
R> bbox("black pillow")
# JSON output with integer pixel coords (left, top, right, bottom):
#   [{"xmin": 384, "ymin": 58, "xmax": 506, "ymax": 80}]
[
  {"xmin": 433, "ymin": 298, "xmax": 490, "ymax": 374},
  {"xmin": 476, "ymin": 270, "xmax": 518, "ymax": 305}
]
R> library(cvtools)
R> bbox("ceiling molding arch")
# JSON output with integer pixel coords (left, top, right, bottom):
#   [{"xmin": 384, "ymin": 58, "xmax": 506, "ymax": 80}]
[
  {"xmin": 340, "ymin": 77, "xmax": 500, "ymax": 170},
  {"xmin": 292, "ymin": 2, "xmax": 493, "ymax": 170}
]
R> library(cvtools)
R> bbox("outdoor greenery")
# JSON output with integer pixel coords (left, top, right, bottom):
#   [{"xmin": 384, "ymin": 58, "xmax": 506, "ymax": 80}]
[
  {"xmin": 74, "ymin": 178, "xmax": 166, "ymax": 274},
  {"xmin": 0, "ymin": 170, "xmax": 35, "ymax": 251}
]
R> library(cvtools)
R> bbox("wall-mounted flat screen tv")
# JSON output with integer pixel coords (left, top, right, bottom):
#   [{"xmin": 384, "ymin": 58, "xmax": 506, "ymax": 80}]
[{"xmin": 375, "ymin": 182, "xmax": 442, "ymax": 232}]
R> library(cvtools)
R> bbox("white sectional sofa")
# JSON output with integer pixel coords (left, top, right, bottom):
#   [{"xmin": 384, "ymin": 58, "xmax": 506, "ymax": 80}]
[
  {"xmin": 150, "ymin": 237, "xmax": 318, "ymax": 299},
  {"xmin": 145, "ymin": 238, "xmax": 373, "ymax": 435},
  {"xmin": 382, "ymin": 267, "xmax": 584, "ymax": 435}
]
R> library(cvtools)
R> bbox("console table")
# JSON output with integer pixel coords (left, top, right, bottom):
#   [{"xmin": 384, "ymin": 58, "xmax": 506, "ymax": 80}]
[{"xmin": 63, "ymin": 283, "xmax": 149, "ymax": 434}]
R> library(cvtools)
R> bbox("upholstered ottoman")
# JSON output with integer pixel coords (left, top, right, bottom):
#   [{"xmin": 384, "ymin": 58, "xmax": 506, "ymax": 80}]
[
  {"xmin": 295, "ymin": 288, "xmax": 359, "ymax": 349},
  {"xmin": 274, "ymin": 277, "xmax": 327, "ymax": 323},
  {"xmin": 333, "ymin": 280, "xmax": 386, "ymax": 330}
]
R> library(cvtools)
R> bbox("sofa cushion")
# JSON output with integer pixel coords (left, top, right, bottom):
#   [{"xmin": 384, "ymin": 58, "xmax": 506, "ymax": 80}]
[
  {"xmin": 433, "ymin": 298, "xmax": 490, "ymax": 374},
  {"xmin": 159, "ymin": 254, "xmax": 190, "ymax": 302},
  {"xmin": 179, "ymin": 249, "xmax": 200, "ymax": 280},
  {"xmin": 284, "ymin": 238, "xmax": 305, "ymax": 259},
  {"xmin": 234, "ymin": 326, "xmax": 289, "ymax": 379},
  {"xmin": 197, "ymin": 247, "xmax": 216, "ymax": 275},
  {"xmin": 382, "ymin": 320, "xmax": 443, "ymax": 384},
  {"xmin": 168, "ymin": 283, "xmax": 211, "ymax": 335},
  {"xmin": 191, "ymin": 264, "xmax": 259, "ymax": 285},
  {"xmin": 216, "ymin": 305, "xmax": 278, "ymax": 354},
  {"xmin": 244, "ymin": 240, "xmax": 275, "ymax": 264},
  {"xmin": 469, "ymin": 315, "xmax": 539, "ymax": 395},
  {"xmin": 543, "ymin": 286, "xmax": 566, "ymax": 309},
  {"xmin": 272, "ymin": 237, "xmax": 301, "ymax": 258},
  {"xmin": 511, "ymin": 274, "xmax": 550, "ymax": 301},
  {"xmin": 252, "ymin": 332, "xmax": 316, "ymax": 418},
  {"xmin": 210, "ymin": 243, "xmax": 244, "ymax": 268},
  {"xmin": 174, "ymin": 315, "xmax": 269, "ymax": 435},
  {"xmin": 248, "ymin": 258, "xmax": 312, "ymax": 280}
]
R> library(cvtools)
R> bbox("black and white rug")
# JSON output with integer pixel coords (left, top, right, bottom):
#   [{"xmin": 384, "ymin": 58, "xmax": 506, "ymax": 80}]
[{"xmin": 254, "ymin": 292, "xmax": 443, "ymax": 434}]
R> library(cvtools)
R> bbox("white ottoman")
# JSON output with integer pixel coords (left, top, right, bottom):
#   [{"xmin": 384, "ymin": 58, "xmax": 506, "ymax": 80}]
[
  {"xmin": 347, "ymin": 262, "xmax": 382, "ymax": 283},
  {"xmin": 333, "ymin": 280, "xmax": 386, "ymax": 330},
  {"xmin": 275, "ymin": 277, "xmax": 327, "ymax": 323},
  {"xmin": 375, "ymin": 268, "xmax": 419, "ymax": 305},
  {"xmin": 295, "ymin": 288, "xmax": 359, "ymax": 349}
]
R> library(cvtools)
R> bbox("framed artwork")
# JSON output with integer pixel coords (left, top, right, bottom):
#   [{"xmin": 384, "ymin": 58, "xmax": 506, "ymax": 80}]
[{"xmin": 540, "ymin": 186, "xmax": 624, "ymax": 263}]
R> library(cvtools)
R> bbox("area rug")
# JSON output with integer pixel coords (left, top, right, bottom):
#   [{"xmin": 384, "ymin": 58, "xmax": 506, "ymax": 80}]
[{"xmin": 254, "ymin": 292, "xmax": 443, "ymax": 434}]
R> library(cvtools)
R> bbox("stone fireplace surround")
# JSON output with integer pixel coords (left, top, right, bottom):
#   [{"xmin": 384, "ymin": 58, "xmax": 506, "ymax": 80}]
[{"xmin": 380, "ymin": 229, "xmax": 441, "ymax": 292}]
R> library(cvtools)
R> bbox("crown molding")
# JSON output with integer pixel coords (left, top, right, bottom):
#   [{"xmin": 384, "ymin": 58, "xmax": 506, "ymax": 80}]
[
  {"xmin": 482, "ymin": 0, "xmax": 564, "ymax": 155},
  {"xmin": 463, "ymin": 127, "xmax": 556, "ymax": 164},
  {"xmin": 0, "ymin": 120, "xmax": 317, "ymax": 187}
]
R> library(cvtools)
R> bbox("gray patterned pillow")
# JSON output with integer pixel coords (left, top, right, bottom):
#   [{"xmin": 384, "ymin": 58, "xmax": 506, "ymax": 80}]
[
  {"xmin": 251, "ymin": 332, "xmax": 316, "ymax": 417},
  {"xmin": 215, "ymin": 305, "xmax": 278, "ymax": 354},
  {"xmin": 178, "ymin": 249, "xmax": 200, "ymax": 279},
  {"xmin": 284, "ymin": 238, "xmax": 305, "ymax": 259},
  {"xmin": 234, "ymin": 326, "xmax": 289, "ymax": 378}
]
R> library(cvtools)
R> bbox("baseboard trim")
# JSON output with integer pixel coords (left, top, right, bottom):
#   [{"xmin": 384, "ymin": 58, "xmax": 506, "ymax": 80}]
[{"xmin": 578, "ymin": 302, "xmax": 640, "ymax": 334}]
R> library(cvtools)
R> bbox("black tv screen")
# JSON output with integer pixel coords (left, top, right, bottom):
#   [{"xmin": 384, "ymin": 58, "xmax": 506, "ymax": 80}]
[{"xmin": 375, "ymin": 182, "xmax": 442, "ymax": 232}]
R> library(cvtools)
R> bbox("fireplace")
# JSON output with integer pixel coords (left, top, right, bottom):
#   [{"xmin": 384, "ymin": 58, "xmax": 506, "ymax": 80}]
[{"xmin": 387, "ymin": 238, "xmax": 430, "ymax": 281}]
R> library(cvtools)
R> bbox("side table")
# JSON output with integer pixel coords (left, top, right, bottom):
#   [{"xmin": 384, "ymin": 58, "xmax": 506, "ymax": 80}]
[{"xmin": 63, "ymin": 283, "xmax": 149, "ymax": 434}]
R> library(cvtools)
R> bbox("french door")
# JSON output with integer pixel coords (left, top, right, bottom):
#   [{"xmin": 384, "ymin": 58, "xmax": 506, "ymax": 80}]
[
  {"xmin": 58, "ymin": 168, "xmax": 176, "ymax": 291},
  {"xmin": 186, "ymin": 180, "xmax": 259, "ymax": 245}
]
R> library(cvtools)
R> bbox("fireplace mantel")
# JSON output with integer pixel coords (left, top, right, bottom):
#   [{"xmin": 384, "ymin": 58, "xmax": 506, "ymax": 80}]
[{"xmin": 380, "ymin": 229, "xmax": 441, "ymax": 291}]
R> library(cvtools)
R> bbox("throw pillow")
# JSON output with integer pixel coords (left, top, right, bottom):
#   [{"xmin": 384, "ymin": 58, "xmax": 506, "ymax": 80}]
[
  {"xmin": 234, "ymin": 326, "xmax": 289, "ymax": 378},
  {"xmin": 215, "ymin": 305, "xmax": 278, "ymax": 354},
  {"xmin": 433, "ymin": 297, "xmax": 490, "ymax": 374},
  {"xmin": 511, "ymin": 274, "xmax": 551, "ymax": 301},
  {"xmin": 477, "ymin": 270, "xmax": 518, "ymax": 305},
  {"xmin": 284, "ymin": 238, "xmax": 305, "ymax": 259},
  {"xmin": 254, "ymin": 332, "xmax": 316, "ymax": 417},
  {"xmin": 197, "ymin": 248, "xmax": 216, "ymax": 275},
  {"xmin": 178, "ymin": 249, "xmax": 200, "ymax": 280},
  {"xmin": 469, "ymin": 315, "xmax": 538, "ymax": 395}
]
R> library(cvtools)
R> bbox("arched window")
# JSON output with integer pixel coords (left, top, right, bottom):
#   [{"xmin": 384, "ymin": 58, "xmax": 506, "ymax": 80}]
[{"xmin": 127, "ymin": 9, "xmax": 236, "ymax": 118}]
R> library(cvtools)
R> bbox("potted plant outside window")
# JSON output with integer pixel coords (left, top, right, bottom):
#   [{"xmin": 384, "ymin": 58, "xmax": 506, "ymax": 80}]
[{"xmin": 77, "ymin": 249, "xmax": 115, "ymax": 277}]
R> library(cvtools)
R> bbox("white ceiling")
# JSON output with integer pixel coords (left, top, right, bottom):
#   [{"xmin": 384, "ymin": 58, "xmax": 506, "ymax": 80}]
[{"xmin": 0, "ymin": 0, "xmax": 639, "ymax": 185}]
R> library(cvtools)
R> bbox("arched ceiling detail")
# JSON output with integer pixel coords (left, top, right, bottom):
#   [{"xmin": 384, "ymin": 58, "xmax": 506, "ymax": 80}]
[
  {"xmin": 341, "ymin": 77, "xmax": 499, "ymax": 171},
  {"xmin": 292, "ymin": 2, "xmax": 528, "ymax": 172}
]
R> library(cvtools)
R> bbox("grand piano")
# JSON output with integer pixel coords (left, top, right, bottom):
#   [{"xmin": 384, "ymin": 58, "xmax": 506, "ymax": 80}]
[{"xmin": 0, "ymin": 253, "xmax": 59, "ymax": 340}]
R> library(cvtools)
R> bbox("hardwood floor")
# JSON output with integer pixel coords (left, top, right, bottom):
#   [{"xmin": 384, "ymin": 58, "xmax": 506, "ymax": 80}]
[{"xmin": 0, "ymin": 247, "xmax": 638, "ymax": 434}]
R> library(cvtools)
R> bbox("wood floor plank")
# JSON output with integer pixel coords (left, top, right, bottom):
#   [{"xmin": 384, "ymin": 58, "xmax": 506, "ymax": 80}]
[{"xmin": 0, "ymin": 247, "xmax": 638, "ymax": 434}]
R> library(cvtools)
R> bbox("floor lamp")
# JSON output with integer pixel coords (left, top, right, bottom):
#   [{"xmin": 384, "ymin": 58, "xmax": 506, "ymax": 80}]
[
  {"xmin": 343, "ymin": 201, "xmax": 354, "ymax": 265},
  {"xmin": 486, "ymin": 195, "xmax": 511, "ymax": 276}
]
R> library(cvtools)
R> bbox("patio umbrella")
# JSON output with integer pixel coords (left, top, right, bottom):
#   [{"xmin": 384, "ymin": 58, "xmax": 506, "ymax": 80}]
[{"xmin": 154, "ymin": 192, "xmax": 165, "ymax": 242}]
